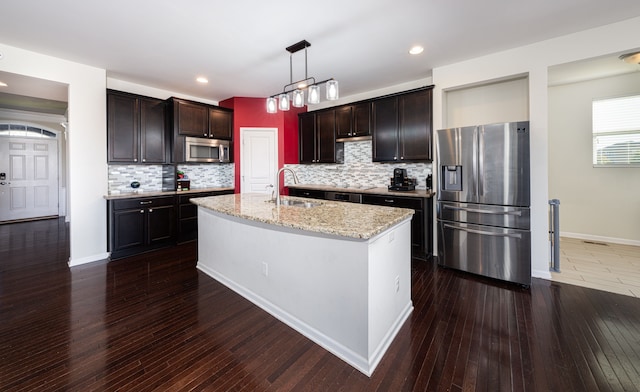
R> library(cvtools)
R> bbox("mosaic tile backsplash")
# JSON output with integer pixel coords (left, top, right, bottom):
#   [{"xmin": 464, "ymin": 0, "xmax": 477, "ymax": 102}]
[
  {"xmin": 108, "ymin": 163, "xmax": 235, "ymax": 194},
  {"xmin": 285, "ymin": 140, "xmax": 433, "ymax": 189},
  {"xmin": 108, "ymin": 141, "xmax": 431, "ymax": 193}
]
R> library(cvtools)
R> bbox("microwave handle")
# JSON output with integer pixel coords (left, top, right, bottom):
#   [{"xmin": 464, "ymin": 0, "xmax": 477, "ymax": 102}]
[{"xmin": 220, "ymin": 144, "xmax": 226, "ymax": 161}]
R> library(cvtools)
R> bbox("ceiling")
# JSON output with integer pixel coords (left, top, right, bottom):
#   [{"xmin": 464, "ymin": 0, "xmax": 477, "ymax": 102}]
[{"xmin": 1, "ymin": 0, "xmax": 640, "ymax": 105}]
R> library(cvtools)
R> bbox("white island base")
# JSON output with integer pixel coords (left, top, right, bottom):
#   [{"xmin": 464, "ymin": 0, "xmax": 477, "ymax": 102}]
[{"xmin": 196, "ymin": 206, "xmax": 413, "ymax": 377}]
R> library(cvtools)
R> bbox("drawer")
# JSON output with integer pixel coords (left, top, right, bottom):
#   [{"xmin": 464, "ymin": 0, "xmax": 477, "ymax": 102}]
[
  {"xmin": 362, "ymin": 195, "xmax": 423, "ymax": 211},
  {"xmin": 180, "ymin": 203, "xmax": 198, "ymax": 219},
  {"xmin": 111, "ymin": 195, "xmax": 175, "ymax": 211},
  {"xmin": 178, "ymin": 190, "xmax": 232, "ymax": 205}
]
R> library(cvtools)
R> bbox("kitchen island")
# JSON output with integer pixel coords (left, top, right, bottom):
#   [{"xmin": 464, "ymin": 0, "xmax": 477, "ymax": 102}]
[{"xmin": 191, "ymin": 193, "xmax": 414, "ymax": 376}]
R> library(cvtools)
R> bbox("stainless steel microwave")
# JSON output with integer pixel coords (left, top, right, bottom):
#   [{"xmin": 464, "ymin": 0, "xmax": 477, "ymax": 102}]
[{"xmin": 185, "ymin": 136, "xmax": 230, "ymax": 163}]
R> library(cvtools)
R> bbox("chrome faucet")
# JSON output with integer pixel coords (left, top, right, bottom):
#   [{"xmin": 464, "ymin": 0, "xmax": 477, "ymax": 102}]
[{"xmin": 274, "ymin": 167, "xmax": 299, "ymax": 205}]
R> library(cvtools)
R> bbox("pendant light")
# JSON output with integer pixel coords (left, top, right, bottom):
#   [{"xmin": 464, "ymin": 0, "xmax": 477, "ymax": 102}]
[
  {"xmin": 292, "ymin": 89, "xmax": 305, "ymax": 107},
  {"xmin": 266, "ymin": 40, "xmax": 339, "ymax": 113}
]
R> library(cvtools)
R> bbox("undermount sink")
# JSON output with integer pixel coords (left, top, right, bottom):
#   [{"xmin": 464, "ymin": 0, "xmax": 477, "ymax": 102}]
[{"xmin": 279, "ymin": 199, "xmax": 320, "ymax": 208}]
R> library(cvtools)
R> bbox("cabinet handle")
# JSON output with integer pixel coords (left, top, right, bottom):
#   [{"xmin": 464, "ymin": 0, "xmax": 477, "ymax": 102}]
[
  {"xmin": 203, "ymin": 133, "xmax": 207, "ymax": 137},
  {"xmin": 134, "ymin": 158, "xmax": 138, "ymax": 162},
  {"xmin": 384, "ymin": 199, "xmax": 394, "ymax": 203},
  {"xmin": 139, "ymin": 209, "xmax": 144, "ymax": 213},
  {"xmin": 142, "ymin": 158, "xmax": 146, "ymax": 162},
  {"xmin": 148, "ymin": 208, "xmax": 153, "ymax": 213},
  {"xmin": 393, "ymin": 156, "xmax": 397, "ymax": 160},
  {"xmin": 400, "ymin": 156, "xmax": 404, "ymax": 160},
  {"xmin": 139, "ymin": 201, "xmax": 153, "ymax": 205}
]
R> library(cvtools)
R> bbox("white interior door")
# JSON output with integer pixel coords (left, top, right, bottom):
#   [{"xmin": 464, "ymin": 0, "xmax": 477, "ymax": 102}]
[
  {"xmin": 240, "ymin": 128, "xmax": 278, "ymax": 194},
  {"xmin": 0, "ymin": 137, "xmax": 59, "ymax": 222}
]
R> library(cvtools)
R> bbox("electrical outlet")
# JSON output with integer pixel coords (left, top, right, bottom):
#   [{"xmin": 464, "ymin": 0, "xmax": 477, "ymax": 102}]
[
  {"xmin": 262, "ymin": 262, "xmax": 268, "ymax": 277},
  {"xmin": 395, "ymin": 275, "xmax": 400, "ymax": 293}
]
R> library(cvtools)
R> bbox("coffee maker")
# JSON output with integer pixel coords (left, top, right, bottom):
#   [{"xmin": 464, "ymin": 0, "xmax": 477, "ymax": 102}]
[{"xmin": 388, "ymin": 168, "xmax": 416, "ymax": 191}]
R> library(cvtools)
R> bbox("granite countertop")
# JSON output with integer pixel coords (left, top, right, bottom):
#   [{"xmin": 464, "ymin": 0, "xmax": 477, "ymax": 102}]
[
  {"xmin": 103, "ymin": 187, "xmax": 235, "ymax": 200},
  {"xmin": 191, "ymin": 193, "xmax": 414, "ymax": 240},
  {"xmin": 287, "ymin": 184, "xmax": 435, "ymax": 198}
]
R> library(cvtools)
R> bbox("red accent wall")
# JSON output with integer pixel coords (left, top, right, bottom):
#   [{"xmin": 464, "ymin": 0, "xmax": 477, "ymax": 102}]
[{"xmin": 219, "ymin": 97, "xmax": 305, "ymax": 193}]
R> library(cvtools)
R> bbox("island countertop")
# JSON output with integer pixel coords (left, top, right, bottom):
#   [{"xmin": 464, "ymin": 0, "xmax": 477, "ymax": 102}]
[{"xmin": 191, "ymin": 193, "xmax": 414, "ymax": 240}]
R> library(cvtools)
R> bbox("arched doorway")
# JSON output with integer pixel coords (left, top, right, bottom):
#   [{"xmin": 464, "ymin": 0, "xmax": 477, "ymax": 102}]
[{"xmin": 0, "ymin": 123, "xmax": 63, "ymax": 222}]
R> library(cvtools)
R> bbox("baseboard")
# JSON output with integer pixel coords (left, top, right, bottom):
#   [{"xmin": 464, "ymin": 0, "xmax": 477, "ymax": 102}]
[
  {"xmin": 561, "ymin": 232, "xmax": 640, "ymax": 247},
  {"xmin": 198, "ymin": 261, "xmax": 386, "ymax": 377},
  {"xmin": 68, "ymin": 252, "xmax": 110, "ymax": 267}
]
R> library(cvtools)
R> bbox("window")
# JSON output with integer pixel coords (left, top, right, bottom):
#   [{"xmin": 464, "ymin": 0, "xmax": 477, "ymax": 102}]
[
  {"xmin": 0, "ymin": 123, "xmax": 57, "ymax": 138},
  {"xmin": 592, "ymin": 95, "xmax": 640, "ymax": 167}
]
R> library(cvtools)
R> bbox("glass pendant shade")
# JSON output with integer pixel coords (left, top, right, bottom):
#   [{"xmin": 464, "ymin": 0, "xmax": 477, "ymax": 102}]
[
  {"xmin": 266, "ymin": 97, "xmax": 277, "ymax": 113},
  {"xmin": 326, "ymin": 80, "xmax": 339, "ymax": 100},
  {"xmin": 308, "ymin": 85, "xmax": 320, "ymax": 104},
  {"xmin": 278, "ymin": 93, "xmax": 290, "ymax": 111},
  {"xmin": 292, "ymin": 89, "xmax": 304, "ymax": 107}
]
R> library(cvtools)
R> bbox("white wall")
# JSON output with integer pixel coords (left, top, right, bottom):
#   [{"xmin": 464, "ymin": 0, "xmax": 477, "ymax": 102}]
[
  {"xmin": 310, "ymin": 77, "xmax": 433, "ymax": 111},
  {"xmin": 444, "ymin": 76, "xmax": 529, "ymax": 128},
  {"xmin": 106, "ymin": 78, "xmax": 219, "ymax": 105},
  {"xmin": 433, "ymin": 16, "xmax": 640, "ymax": 280},
  {"xmin": 549, "ymin": 72, "xmax": 640, "ymax": 245},
  {"xmin": 0, "ymin": 42, "xmax": 109, "ymax": 265}
]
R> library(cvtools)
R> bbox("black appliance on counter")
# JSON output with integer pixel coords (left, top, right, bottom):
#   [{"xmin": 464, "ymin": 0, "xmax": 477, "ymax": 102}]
[{"xmin": 388, "ymin": 168, "xmax": 416, "ymax": 191}]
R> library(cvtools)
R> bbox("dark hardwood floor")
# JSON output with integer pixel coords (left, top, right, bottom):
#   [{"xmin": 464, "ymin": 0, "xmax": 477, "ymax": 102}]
[{"xmin": 2, "ymin": 218, "xmax": 640, "ymax": 391}]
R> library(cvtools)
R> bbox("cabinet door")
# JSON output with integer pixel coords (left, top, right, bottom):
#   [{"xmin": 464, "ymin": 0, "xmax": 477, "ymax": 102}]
[
  {"xmin": 361, "ymin": 194, "xmax": 425, "ymax": 251},
  {"xmin": 139, "ymin": 98, "xmax": 166, "ymax": 163},
  {"xmin": 372, "ymin": 96, "xmax": 399, "ymax": 162},
  {"xmin": 299, "ymin": 112, "xmax": 316, "ymax": 163},
  {"xmin": 107, "ymin": 92, "xmax": 139, "ymax": 163},
  {"xmin": 352, "ymin": 102, "xmax": 371, "ymax": 136},
  {"xmin": 147, "ymin": 204, "xmax": 175, "ymax": 246},
  {"xmin": 399, "ymin": 89, "xmax": 432, "ymax": 161},
  {"xmin": 335, "ymin": 106, "xmax": 353, "ymax": 138},
  {"xmin": 177, "ymin": 100, "xmax": 208, "ymax": 137},
  {"xmin": 316, "ymin": 110, "xmax": 337, "ymax": 163},
  {"xmin": 113, "ymin": 208, "xmax": 146, "ymax": 251},
  {"xmin": 209, "ymin": 108, "xmax": 233, "ymax": 140}
]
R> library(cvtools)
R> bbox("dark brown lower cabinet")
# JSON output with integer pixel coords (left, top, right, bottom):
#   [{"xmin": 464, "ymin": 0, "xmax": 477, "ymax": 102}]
[
  {"xmin": 361, "ymin": 194, "xmax": 432, "ymax": 259},
  {"xmin": 108, "ymin": 195, "xmax": 176, "ymax": 260},
  {"xmin": 288, "ymin": 187, "xmax": 433, "ymax": 259},
  {"xmin": 177, "ymin": 190, "xmax": 234, "ymax": 243}
]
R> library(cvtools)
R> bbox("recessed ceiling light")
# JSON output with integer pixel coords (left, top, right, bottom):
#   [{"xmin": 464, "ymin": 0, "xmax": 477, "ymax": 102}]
[
  {"xmin": 619, "ymin": 51, "xmax": 640, "ymax": 64},
  {"xmin": 196, "ymin": 77, "xmax": 209, "ymax": 84},
  {"xmin": 409, "ymin": 46, "xmax": 424, "ymax": 55},
  {"xmin": 0, "ymin": 81, "xmax": 7, "ymax": 87}
]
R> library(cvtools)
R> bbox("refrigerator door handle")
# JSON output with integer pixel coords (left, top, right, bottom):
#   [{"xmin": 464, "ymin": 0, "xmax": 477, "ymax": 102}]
[
  {"xmin": 472, "ymin": 127, "xmax": 478, "ymax": 197},
  {"xmin": 443, "ymin": 223, "xmax": 523, "ymax": 239},
  {"xmin": 443, "ymin": 204, "xmax": 523, "ymax": 216},
  {"xmin": 478, "ymin": 128, "xmax": 484, "ymax": 197}
]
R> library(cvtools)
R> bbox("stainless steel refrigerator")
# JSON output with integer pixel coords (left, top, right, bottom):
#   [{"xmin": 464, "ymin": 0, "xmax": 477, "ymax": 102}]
[{"xmin": 436, "ymin": 122, "xmax": 531, "ymax": 286}]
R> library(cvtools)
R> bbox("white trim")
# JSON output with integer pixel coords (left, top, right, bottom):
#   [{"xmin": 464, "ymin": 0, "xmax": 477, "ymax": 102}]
[
  {"xmin": 561, "ymin": 231, "xmax": 640, "ymax": 247},
  {"xmin": 239, "ymin": 127, "xmax": 278, "ymax": 194},
  {"xmin": 68, "ymin": 252, "xmax": 109, "ymax": 267}
]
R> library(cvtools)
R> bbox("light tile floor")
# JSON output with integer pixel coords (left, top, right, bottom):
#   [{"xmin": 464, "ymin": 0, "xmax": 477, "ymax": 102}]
[{"xmin": 550, "ymin": 237, "xmax": 640, "ymax": 298}]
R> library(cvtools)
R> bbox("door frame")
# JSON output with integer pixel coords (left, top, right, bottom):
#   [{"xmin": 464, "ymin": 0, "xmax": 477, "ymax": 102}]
[
  {"xmin": 239, "ymin": 127, "xmax": 278, "ymax": 194},
  {"xmin": 0, "ymin": 120, "xmax": 65, "ymax": 221}
]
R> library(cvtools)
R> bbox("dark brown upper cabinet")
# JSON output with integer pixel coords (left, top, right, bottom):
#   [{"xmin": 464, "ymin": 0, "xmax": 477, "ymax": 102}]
[
  {"xmin": 174, "ymin": 99, "xmax": 208, "ymax": 137},
  {"xmin": 335, "ymin": 102, "xmax": 371, "ymax": 139},
  {"xmin": 171, "ymin": 98, "xmax": 233, "ymax": 140},
  {"xmin": 299, "ymin": 111, "xmax": 342, "ymax": 164},
  {"xmin": 107, "ymin": 89, "xmax": 167, "ymax": 164},
  {"xmin": 208, "ymin": 107, "xmax": 233, "ymax": 140},
  {"xmin": 372, "ymin": 87, "xmax": 433, "ymax": 162}
]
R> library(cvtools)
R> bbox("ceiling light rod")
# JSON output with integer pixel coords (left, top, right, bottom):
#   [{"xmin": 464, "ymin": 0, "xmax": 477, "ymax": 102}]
[
  {"xmin": 266, "ymin": 39, "xmax": 339, "ymax": 113},
  {"xmin": 269, "ymin": 77, "xmax": 336, "ymax": 99}
]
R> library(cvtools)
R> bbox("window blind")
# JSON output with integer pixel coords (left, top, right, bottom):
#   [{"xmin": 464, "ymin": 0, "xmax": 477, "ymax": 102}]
[{"xmin": 592, "ymin": 95, "xmax": 640, "ymax": 166}]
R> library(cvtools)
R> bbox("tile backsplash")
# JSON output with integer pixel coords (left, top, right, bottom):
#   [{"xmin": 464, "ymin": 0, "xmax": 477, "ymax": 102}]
[
  {"xmin": 285, "ymin": 140, "xmax": 432, "ymax": 189},
  {"xmin": 108, "ymin": 163, "xmax": 234, "ymax": 194}
]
